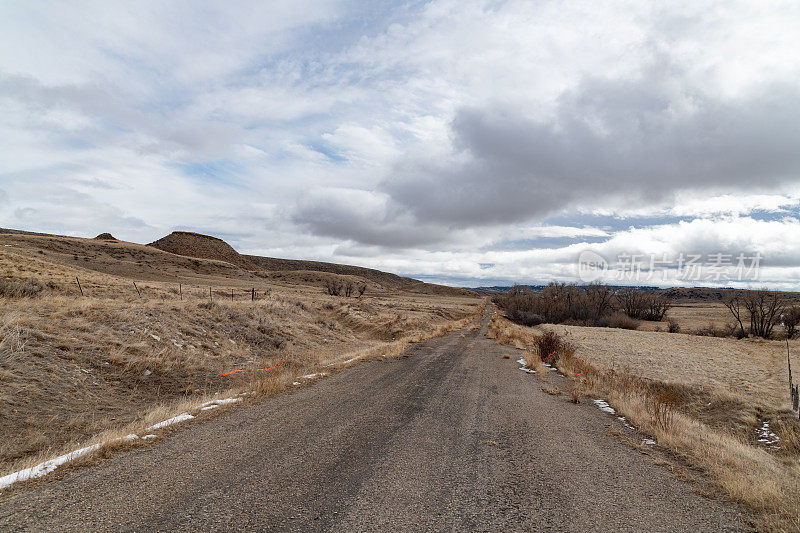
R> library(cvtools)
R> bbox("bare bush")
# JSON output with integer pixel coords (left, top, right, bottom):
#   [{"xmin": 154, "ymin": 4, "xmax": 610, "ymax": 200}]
[
  {"xmin": 324, "ymin": 279, "xmax": 343, "ymax": 296},
  {"xmin": 496, "ymin": 283, "xmax": 649, "ymax": 329},
  {"xmin": 617, "ymin": 288, "xmax": 671, "ymax": 321},
  {"xmin": 667, "ymin": 319, "xmax": 680, "ymax": 333},
  {"xmin": 596, "ymin": 311, "xmax": 640, "ymax": 330},
  {"xmin": 357, "ymin": 284, "xmax": 366, "ymax": 298},
  {"xmin": 496, "ymin": 282, "xmax": 625, "ymax": 327},
  {"xmin": 532, "ymin": 331, "xmax": 575, "ymax": 366}
]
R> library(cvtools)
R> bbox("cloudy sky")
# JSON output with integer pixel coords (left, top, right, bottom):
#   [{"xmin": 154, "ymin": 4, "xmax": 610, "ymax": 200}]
[{"xmin": 2, "ymin": 1, "xmax": 800, "ymax": 288}]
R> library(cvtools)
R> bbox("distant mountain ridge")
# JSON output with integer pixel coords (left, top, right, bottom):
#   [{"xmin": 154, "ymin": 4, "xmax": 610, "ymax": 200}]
[
  {"xmin": 145, "ymin": 230, "xmax": 468, "ymax": 295},
  {"xmin": 148, "ymin": 231, "xmax": 260, "ymax": 270}
]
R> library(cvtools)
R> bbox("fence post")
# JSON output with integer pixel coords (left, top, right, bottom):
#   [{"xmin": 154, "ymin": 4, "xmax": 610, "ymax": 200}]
[
  {"xmin": 75, "ymin": 276, "xmax": 83, "ymax": 296},
  {"xmin": 231, "ymin": 288, "xmax": 234, "ymax": 302},
  {"xmin": 788, "ymin": 338, "xmax": 793, "ymax": 393},
  {"xmin": 133, "ymin": 281, "xmax": 141, "ymax": 297},
  {"xmin": 179, "ymin": 283, "xmax": 182, "ymax": 300},
  {"xmin": 252, "ymin": 287, "xmax": 255, "ymax": 301},
  {"xmin": 209, "ymin": 286, "xmax": 212, "ymax": 302}
]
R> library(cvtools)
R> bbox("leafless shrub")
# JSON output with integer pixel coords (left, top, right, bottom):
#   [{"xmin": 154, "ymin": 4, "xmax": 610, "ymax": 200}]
[
  {"xmin": 357, "ymin": 284, "xmax": 366, "ymax": 298},
  {"xmin": 596, "ymin": 311, "xmax": 640, "ymax": 330},
  {"xmin": 667, "ymin": 319, "xmax": 680, "ymax": 333},
  {"xmin": 647, "ymin": 391, "xmax": 679, "ymax": 431},
  {"xmin": 324, "ymin": 279, "xmax": 343, "ymax": 296},
  {"xmin": 617, "ymin": 288, "xmax": 671, "ymax": 321},
  {"xmin": 496, "ymin": 282, "xmax": 626, "ymax": 327},
  {"xmin": 533, "ymin": 330, "xmax": 575, "ymax": 366},
  {"xmin": 344, "ymin": 282, "xmax": 354, "ymax": 298}
]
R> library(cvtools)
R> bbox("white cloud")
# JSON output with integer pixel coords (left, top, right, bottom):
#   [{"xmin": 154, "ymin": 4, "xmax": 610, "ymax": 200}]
[{"xmin": 1, "ymin": 1, "xmax": 800, "ymax": 287}]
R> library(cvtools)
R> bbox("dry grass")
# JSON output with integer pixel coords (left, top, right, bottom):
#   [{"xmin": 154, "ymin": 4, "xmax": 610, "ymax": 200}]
[
  {"xmin": 489, "ymin": 310, "xmax": 800, "ymax": 531},
  {"xmin": 0, "ymin": 236, "xmax": 482, "ymax": 481}
]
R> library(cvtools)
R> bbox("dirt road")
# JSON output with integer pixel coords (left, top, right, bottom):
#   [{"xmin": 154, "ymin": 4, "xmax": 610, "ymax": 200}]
[{"xmin": 0, "ymin": 313, "xmax": 745, "ymax": 531}]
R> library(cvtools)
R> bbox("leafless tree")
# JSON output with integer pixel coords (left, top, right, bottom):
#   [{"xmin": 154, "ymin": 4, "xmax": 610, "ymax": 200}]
[
  {"xmin": 744, "ymin": 289, "xmax": 786, "ymax": 338},
  {"xmin": 723, "ymin": 292, "xmax": 747, "ymax": 338},
  {"xmin": 725, "ymin": 289, "xmax": 787, "ymax": 338},
  {"xmin": 357, "ymin": 284, "xmax": 366, "ymax": 298},
  {"xmin": 344, "ymin": 282, "xmax": 354, "ymax": 298},
  {"xmin": 585, "ymin": 283, "xmax": 613, "ymax": 320},
  {"xmin": 784, "ymin": 306, "xmax": 800, "ymax": 339},
  {"xmin": 616, "ymin": 288, "xmax": 646, "ymax": 319}
]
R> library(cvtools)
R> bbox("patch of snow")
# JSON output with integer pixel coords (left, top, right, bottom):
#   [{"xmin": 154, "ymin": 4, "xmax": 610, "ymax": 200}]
[
  {"xmin": 516, "ymin": 358, "xmax": 536, "ymax": 374},
  {"xmin": 149, "ymin": 334, "xmax": 160, "ymax": 341},
  {"xmin": 293, "ymin": 381, "xmax": 301, "ymax": 386},
  {"xmin": 142, "ymin": 370, "xmax": 152, "ymax": 377},
  {"xmin": 141, "ymin": 434, "xmax": 158, "ymax": 440},
  {"xmin": 616, "ymin": 416, "xmax": 635, "ymax": 430},
  {"xmin": 200, "ymin": 397, "xmax": 241, "ymax": 411},
  {"xmin": 300, "ymin": 372, "xmax": 328, "ymax": 380},
  {"xmin": 145, "ymin": 413, "xmax": 194, "ymax": 431},
  {"xmin": 0, "ymin": 442, "xmax": 101, "ymax": 490},
  {"xmin": 592, "ymin": 399, "xmax": 616, "ymax": 415},
  {"xmin": 757, "ymin": 420, "xmax": 780, "ymax": 448},
  {"xmin": 214, "ymin": 398, "xmax": 241, "ymax": 406},
  {"xmin": 643, "ymin": 438, "xmax": 657, "ymax": 446}
]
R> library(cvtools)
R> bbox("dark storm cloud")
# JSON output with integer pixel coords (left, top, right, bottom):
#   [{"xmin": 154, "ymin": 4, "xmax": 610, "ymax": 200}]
[
  {"xmin": 380, "ymin": 71, "xmax": 800, "ymax": 228},
  {"xmin": 291, "ymin": 188, "xmax": 455, "ymax": 248}
]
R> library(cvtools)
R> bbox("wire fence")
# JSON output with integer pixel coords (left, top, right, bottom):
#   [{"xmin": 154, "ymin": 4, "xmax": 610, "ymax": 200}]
[
  {"xmin": 72, "ymin": 276, "xmax": 273, "ymax": 302},
  {"xmin": 788, "ymin": 339, "xmax": 799, "ymax": 419}
]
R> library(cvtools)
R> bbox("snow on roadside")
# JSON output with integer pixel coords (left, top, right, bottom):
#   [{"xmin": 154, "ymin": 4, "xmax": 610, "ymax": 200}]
[
  {"xmin": 516, "ymin": 358, "xmax": 536, "ymax": 374},
  {"xmin": 0, "ymin": 443, "xmax": 103, "ymax": 490},
  {"xmin": 0, "ymin": 358, "xmax": 363, "ymax": 491},
  {"xmin": 1, "ymin": 433, "xmax": 142, "ymax": 491},
  {"xmin": 200, "ymin": 398, "xmax": 241, "ymax": 411},
  {"xmin": 145, "ymin": 413, "xmax": 194, "ymax": 432},
  {"xmin": 592, "ymin": 399, "xmax": 616, "ymax": 414},
  {"xmin": 592, "ymin": 399, "xmax": 655, "ymax": 446}
]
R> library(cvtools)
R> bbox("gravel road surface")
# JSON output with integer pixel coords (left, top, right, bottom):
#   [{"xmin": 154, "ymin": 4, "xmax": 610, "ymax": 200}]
[{"xmin": 0, "ymin": 312, "xmax": 746, "ymax": 531}]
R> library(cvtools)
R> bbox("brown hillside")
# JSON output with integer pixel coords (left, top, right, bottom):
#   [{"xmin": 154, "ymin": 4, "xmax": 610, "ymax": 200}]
[
  {"xmin": 94, "ymin": 232, "xmax": 117, "ymax": 241},
  {"xmin": 245, "ymin": 255, "xmax": 471, "ymax": 296},
  {"xmin": 149, "ymin": 231, "xmax": 258, "ymax": 270}
]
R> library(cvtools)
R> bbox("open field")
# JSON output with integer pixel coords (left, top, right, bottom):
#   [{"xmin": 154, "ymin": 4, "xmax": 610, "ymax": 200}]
[
  {"xmin": 488, "ymin": 309, "xmax": 800, "ymax": 531},
  {"xmin": 0, "ymin": 232, "xmax": 482, "ymax": 482}
]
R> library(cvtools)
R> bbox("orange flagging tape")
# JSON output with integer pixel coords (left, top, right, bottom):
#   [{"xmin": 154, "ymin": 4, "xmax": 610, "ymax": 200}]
[{"xmin": 221, "ymin": 361, "xmax": 282, "ymax": 377}]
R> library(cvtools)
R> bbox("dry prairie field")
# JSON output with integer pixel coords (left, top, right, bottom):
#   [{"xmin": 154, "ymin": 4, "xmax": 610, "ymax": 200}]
[
  {"xmin": 489, "ymin": 299, "xmax": 800, "ymax": 531},
  {"xmin": 0, "ymin": 230, "xmax": 482, "ymax": 482}
]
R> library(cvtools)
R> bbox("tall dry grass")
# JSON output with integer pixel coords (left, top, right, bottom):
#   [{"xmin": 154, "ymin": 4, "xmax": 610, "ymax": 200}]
[{"xmin": 0, "ymin": 247, "xmax": 482, "ymax": 483}]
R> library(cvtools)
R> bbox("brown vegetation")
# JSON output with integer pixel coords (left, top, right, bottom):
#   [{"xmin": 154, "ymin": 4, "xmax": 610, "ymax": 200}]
[
  {"xmin": 0, "ymin": 231, "xmax": 482, "ymax": 481},
  {"xmin": 148, "ymin": 231, "xmax": 260, "ymax": 270},
  {"xmin": 494, "ymin": 283, "xmax": 653, "ymax": 329},
  {"xmin": 488, "ymin": 312, "xmax": 800, "ymax": 531}
]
